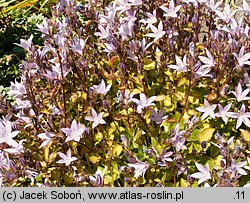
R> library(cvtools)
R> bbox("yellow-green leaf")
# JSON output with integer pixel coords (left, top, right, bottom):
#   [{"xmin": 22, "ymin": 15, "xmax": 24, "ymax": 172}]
[
  {"xmin": 132, "ymin": 88, "xmax": 141, "ymax": 95},
  {"xmin": 95, "ymin": 132, "xmax": 103, "ymax": 144},
  {"xmin": 177, "ymin": 78, "xmax": 186, "ymax": 87},
  {"xmin": 89, "ymin": 155, "xmax": 101, "ymax": 164},
  {"xmin": 144, "ymin": 59, "xmax": 156, "ymax": 70},
  {"xmin": 82, "ymin": 92, "xmax": 87, "ymax": 100},
  {"xmin": 164, "ymin": 95, "xmax": 171, "ymax": 106},
  {"xmin": 104, "ymin": 175, "xmax": 112, "ymax": 185},
  {"xmin": 240, "ymin": 129, "xmax": 250, "ymax": 141},
  {"xmin": 48, "ymin": 152, "xmax": 57, "ymax": 164},
  {"xmin": 180, "ymin": 178, "xmax": 189, "ymax": 187},
  {"xmin": 155, "ymin": 95, "xmax": 166, "ymax": 102},
  {"xmin": 44, "ymin": 147, "xmax": 49, "ymax": 162},
  {"xmin": 188, "ymin": 96, "xmax": 199, "ymax": 105},
  {"xmin": 112, "ymin": 144, "xmax": 123, "ymax": 157},
  {"xmin": 197, "ymin": 128, "xmax": 215, "ymax": 142}
]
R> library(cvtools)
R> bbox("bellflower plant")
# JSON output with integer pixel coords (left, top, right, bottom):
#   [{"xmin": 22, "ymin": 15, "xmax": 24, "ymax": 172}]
[{"xmin": 1, "ymin": 0, "xmax": 250, "ymax": 187}]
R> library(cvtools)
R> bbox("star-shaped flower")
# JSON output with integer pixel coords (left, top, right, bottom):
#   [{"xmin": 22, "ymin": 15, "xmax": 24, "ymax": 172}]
[
  {"xmin": 38, "ymin": 131, "xmax": 55, "ymax": 147},
  {"xmin": 229, "ymin": 104, "xmax": 250, "ymax": 129},
  {"xmin": 90, "ymin": 79, "xmax": 112, "ymax": 95},
  {"xmin": 127, "ymin": 157, "xmax": 150, "ymax": 178},
  {"xmin": 95, "ymin": 25, "xmax": 111, "ymax": 40},
  {"xmin": 45, "ymin": 57, "xmax": 70, "ymax": 80},
  {"xmin": 196, "ymin": 99, "xmax": 217, "ymax": 120},
  {"xmin": 36, "ymin": 18, "xmax": 49, "ymax": 34},
  {"xmin": 132, "ymin": 93, "xmax": 156, "ymax": 114},
  {"xmin": 168, "ymin": 54, "xmax": 188, "ymax": 72},
  {"xmin": 149, "ymin": 109, "xmax": 168, "ymax": 124},
  {"xmin": 233, "ymin": 46, "xmax": 250, "ymax": 68},
  {"xmin": 211, "ymin": 133, "xmax": 234, "ymax": 149},
  {"xmin": 215, "ymin": 103, "xmax": 233, "ymax": 124},
  {"xmin": 227, "ymin": 158, "xmax": 247, "ymax": 176},
  {"xmin": 157, "ymin": 150, "xmax": 174, "ymax": 166},
  {"xmin": 103, "ymin": 43, "xmax": 116, "ymax": 54},
  {"xmin": 172, "ymin": 135, "xmax": 187, "ymax": 152},
  {"xmin": 57, "ymin": 149, "xmax": 77, "ymax": 166},
  {"xmin": 145, "ymin": 21, "xmax": 165, "ymax": 42},
  {"xmin": 0, "ymin": 120, "xmax": 19, "ymax": 147},
  {"xmin": 160, "ymin": 0, "xmax": 182, "ymax": 18},
  {"xmin": 194, "ymin": 65, "xmax": 212, "ymax": 79},
  {"xmin": 206, "ymin": 0, "xmax": 221, "ymax": 11},
  {"xmin": 190, "ymin": 162, "xmax": 211, "ymax": 185},
  {"xmin": 70, "ymin": 38, "xmax": 86, "ymax": 55},
  {"xmin": 198, "ymin": 49, "xmax": 215, "ymax": 69},
  {"xmin": 14, "ymin": 35, "xmax": 33, "ymax": 52},
  {"xmin": 115, "ymin": 89, "xmax": 134, "ymax": 105},
  {"xmin": 9, "ymin": 80, "xmax": 26, "ymax": 98},
  {"xmin": 231, "ymin": 83, "xmax": 250, "ymax": 102},
  {"xmin": 215, "ymin": 4, "xmax": 237, "ymax": 23},
  {"xmin": 140, "ymin": 10, "xmax": 157, "ymax": 29},
  {"xmin": 85, "ymin": 108, "xmax": 106, "ymax": 129},
  {"xmin": 128, "ymin": 0, "xmax": 142, "ymax": 5},
  {"xmin": 237, "ymin": 0, "xmax": 250, "ymax": 16},
  {"xmin": 220, "ymin": 17, "xmax": 243, "ymax": 37},
  {"xmin": 89, "ymin": 166, "xmax": 108, "ymax": 187},
  {"xmin": 3, "ymin": 139, "xmax": 25, "ymax": 155},
  {"xmin": 61, "ymin": 119, "xmax": 85, "ymax": 142}
]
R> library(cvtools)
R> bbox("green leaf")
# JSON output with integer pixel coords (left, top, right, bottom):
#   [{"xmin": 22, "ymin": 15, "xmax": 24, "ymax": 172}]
[
  {"xmin": 210, "ymin": 145, "xmax": 220, "ymax": 158},
  {"xmin": 197, "ymin": 128, "xmax": 215, "ymax": 143},
  {"xmin": 50, "ymin": 168, "xmax": 61, "ymax": 181},
  {"xmin": 187, "ymin": 129, "xmax": 199, "ymax": 141},
  {"xmin": 63, "ymin": 172, "xmax": 74, "ymax": 184}
]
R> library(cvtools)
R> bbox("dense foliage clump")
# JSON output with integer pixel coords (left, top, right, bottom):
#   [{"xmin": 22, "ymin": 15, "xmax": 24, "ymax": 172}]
[
  {"xmin": 0, "ymin": 0, "xmax": 54, "ymax": 85},
  {"xmin": 1, "ymin": 0, "xmax": 250, "ymax": 187}
]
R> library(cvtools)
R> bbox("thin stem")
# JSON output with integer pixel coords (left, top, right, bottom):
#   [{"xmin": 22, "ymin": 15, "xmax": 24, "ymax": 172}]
[
  {"xmin": 55, "ymin": 47, "xmax": 67, "ymax": 127},
  {"xmin": 173, "ymin": 167, "xmax": 176, "ymax": 186},
  {"xmin": 137, "ymin": 112, "xmax": 158, "ymax": 143},
  {"xmin": 219, "ymin": 66, "xmax": 235, "ymax": 94},
  {"xmin": 178, "ymin": 79, "xmax": 193, "ymax": 124},
  {"xmin": 178, "ymin": 50, "xmax": 195, "ymax": 124}
]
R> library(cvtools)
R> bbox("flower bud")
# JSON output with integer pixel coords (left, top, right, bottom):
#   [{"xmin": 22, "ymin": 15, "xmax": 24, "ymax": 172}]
[
  {"xmin": 191, "ymin": 16, "xmax": 198, "ymax": 29},
  {"xmin": 168, "ymin": 39, "xmax": 175, "ymax": 50},
  {"xmin": 124, "ymin": 177, "xmax": 132, "ymax": 183},
  {"xmin": 102, "ymin": 100, "xmax": 109, "ymax": 110},
  {"xmin": 201, "ymin": 141, "xmax": 207, "ymax": 148},
  {"xmin": 220, "ymin": 160, "xmax": 226, "ymax": 168},
  {"xmin": 9, "ymin": 160, "xmax": 16, "ymax": 170},
  {"xmin": 84, "ymin": 127, "xmax": 91, "ymax": 138},
  {"xmin": 19, "ymin": 157, "xmax": 27, "ymax": 167},
  {"xmin": 36, "ymin": 162, "xmax": 42, "ymax": 171},
  {"xmin": 187, "ymin": 175, "xmax": 194, "ymax": 184}
]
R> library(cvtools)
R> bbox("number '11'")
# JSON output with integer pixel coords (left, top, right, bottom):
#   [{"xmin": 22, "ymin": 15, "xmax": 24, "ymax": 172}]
[{"xmin": 236, "ymin": 191, "xmax": 245, "ymax": 199}]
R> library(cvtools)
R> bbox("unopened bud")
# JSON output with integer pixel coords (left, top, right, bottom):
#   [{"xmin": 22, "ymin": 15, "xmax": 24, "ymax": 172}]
[
  {"xmin": 201, "ymin": 141, "xmax": 207, "ymax": 148},
  {"xmin": 220, "ymin": 160, "xmax": 226, "ymax": 168}
]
